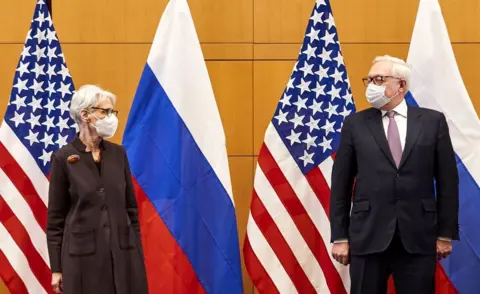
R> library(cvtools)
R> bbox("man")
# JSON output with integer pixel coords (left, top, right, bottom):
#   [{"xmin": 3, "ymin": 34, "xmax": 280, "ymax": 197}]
[{"xmin": 330, "ymin": 55, "xmax": 459, "ymax": 294}]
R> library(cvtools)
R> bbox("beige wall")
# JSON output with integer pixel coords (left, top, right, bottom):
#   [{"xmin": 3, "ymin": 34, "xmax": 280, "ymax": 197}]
[{"xmin": 1, "ymin": 0, "xmax": 480, "ymax": 293}]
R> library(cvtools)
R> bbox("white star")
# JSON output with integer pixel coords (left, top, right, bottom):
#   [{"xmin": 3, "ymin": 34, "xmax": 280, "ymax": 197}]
[
  {"xmin": 274, "ymin": 109, "xmax": 289, "ymax": 125},
  {"xmin": 299, "ymin": 150, "xmax": 314, "ymax": 167},
  {"xmin": 299, "ymin": 63, "xmax": 314, "ymax": 77},
  {"xmin": 57, "ymin": 116, "xmax": 70, "ymax": 132},
  {"xmin": 45, "ymin": 99, "xmax": 56, "ymax": 114},
  {"xmin": 333, "ymin": 52, "xmax": 345, "ymax": 66},
  {"xmin": 343, "ymin": 91, "xmax": 354, "ymax": 105},
  {"xmin": 309, "ymin": 100, "xmax": 323, "ymax": 115},
  {"xmin": 339, "ymin": 107, "xmax": 352, "ymax": 118},
  {"xmin": 310, "ymin": 10, "xmax": 324, "ymax": 26},
  {"xmin": 296, "ymin": 78, "xmax": 311, "ymax": 95},
  {"xmin": 46, "ymin": 81, "xmax": 57, "ymax": 95},
  {"xmin": 46, "ymin": 29, "xmax": 58, "ymax": 44},
  {"xmin": 302, "ymin": 44, "xmax": 317, "ymax": 60},
  {"xmin": 331, "ymin": 68, "xmax": 344, "ymax": 84},
  {"xmin": 293, "ymin": 97, "xmax": 308, "ymax": 112},
  {"xmin": 312, "ymin": 82, "xmax": 326, "ymax": 98},
  {"xmin": 315, "ymin": 65, "xmax": 330, "ymax": 82},
  {"xmin": 33, "ymin": 28, "xmax": 47, "ymax": 43},
  {"xmin": 25, "ymin": 29, "xmax": 33, "ymax": 42},
  {"xmin": 322, "ymin": 119, "xmax": 336, "ymax": 136},
  {"xmin": 13, "ymin": 78, "xmax": 28, "ymax": 94},
  {"xmin": 39, "ymin": 149, "xmax": 53, "ymax": 166},
  {"xmin": 286, "ymin": 130, "xmax": 302, "ymax": 146},
  {"xmin": 316, "ymin": 0, "xmax": 327, "ymax": 8},
  {"xmin": 24, "ymin": 130, "xmax": 40, "ymax": 146},
  {"xmin": 29, "ymin": 97, "xmax": 43, "ymax": 113},
  {"xmin": 56, "ymin": 134, "xmax": 69, "ymax": 149},
  {"xmin": 42, "ymin": 115, "xmax": 55, "ymax": 131},
  {"xmin": 289, "ymin": 113, "xmax": 305, "ymax": 129},
  {"xmin": 305, "ymin": 116, "xmax": 320, "ymax": 132},
  {"xmin": 37, "ymin": 0, "xmax": 46, "ymax": 8},
  {"xmin": 336, "ymin": 122, "xmax": 343, "ymax": 133},
  {"xmin": 20, "ymin": 46, "xmax": 31, "ymax": 60},
  {"xmin": 318, "ymin": 48, "xmax": 332, "ymax": 64},
  {"xmin": 279, "ymin": 94, "xmax": 291, "ymax": 108},
  {"xmin": 302, "ymin": 133, "xmax": 318, "ymax": 150},
  {"xmin": 46, "ymin": 64, "xmax": 57, "ymax": 79},
  {"xmin": 30, "ymin": 79, "xmax": 45, "ymax": 95},
  {"xmin": 327, "ymin": 85, "xmax": 342, "ymax": 101},
  {"xmin": 321, "ymin": 30, "xmax": 336, "ymax": 47},
  {"xmin": 345, "ymin": 77, "xmax": 351, "ymax": 87},
  {"xmin": 44, "ymin": 13, "xmax": 52, "ymax": 26},
  {"xmin": 58, "ymin": 64, "xmax": 71, "ymax": 81},
  {"xmin": 32, "ymin": 45, "xmax": 46, "ymax": 60},
  {"xmin": 306, "ymin": 28, "xmax": 320, "ymax": 42},
  {"xmin": 319, "ymin": 137, "xmax": 333, "ymax": 152},
  {"xmin": 58, "ymin": 52, "xmax": 65, "ymax": 63},
  {"xmin": 40, "ymin": 132, "xmax": 55, "ymax": 149},
  {"xmin": 32, "ymin": 62, "xmax": 46, "ymax": 79},
  {"xmin": 16, "ymin": 62, "xmax": 30, "ymax": 77},
  {"xmin": 47, "ymin": 46, "xmax": 58, "ymax": 61},
  {"xmin": 26, "ymin": 113, "xmax": 41, "ymax": 129},
  {"xmin": 325, "ymin": 102, "xmax": 339, "ymax": 118},
  {"xmin": 35, "ymin": 12, "xmax": 46, "ymax": 27},
  {"xmin": 287, "ymin": 77, "xmax": 295, "ymax": 90},
  {"xmin": 9, "ymin": 111, "xmax": 25, "ymax": 127},
  {"xmin": 58, "ymin": 82, "xmax": 73, "ymax": 98},
  {"xmin": 58, "ymin": 99, "xmax": 70, "ymax": 115},
  {"xmin": 71, "ymin": 122, "xmax": 79, "ymax": 133},
  {"xmin": 325, "ymin": 13, "xmax": 336, "ymax": 30},
  {"xmin": 11, "ymin": 95, "xmax": 27, "ymax": 111}
]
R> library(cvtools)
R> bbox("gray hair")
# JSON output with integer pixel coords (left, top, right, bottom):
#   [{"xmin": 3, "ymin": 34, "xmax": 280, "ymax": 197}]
[
  {"xmin": 373, "ymin": 55, "xmax": 412, "ymax": 91},
  {"xmin": 69, "ymin": 85, "xmax": 116, "ymax": 125}
]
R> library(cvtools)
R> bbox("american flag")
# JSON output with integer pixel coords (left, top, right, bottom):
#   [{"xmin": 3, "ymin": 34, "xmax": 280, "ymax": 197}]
[
  {"xmin": 243, "ymin": 0, "xmax": 355, "ymax": 293},
  {"xmin": 0, "ymin": 0, "xmax": 76, "ymax": 293}
]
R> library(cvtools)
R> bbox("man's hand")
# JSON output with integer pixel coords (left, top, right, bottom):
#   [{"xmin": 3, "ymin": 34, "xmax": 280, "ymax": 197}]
[
  {"xmin": 436, "ymin": 239, "xmax": 452, "ymax": 260},
  {"xmin": 332, "ymin": 242, "xmax": 350, "ymax": 265}
]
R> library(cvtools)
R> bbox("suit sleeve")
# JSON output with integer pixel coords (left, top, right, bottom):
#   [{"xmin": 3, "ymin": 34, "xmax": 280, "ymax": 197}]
[
  {"xmin": 46, "ymin": 153, "xmax": 70, "ymax": 273},
  {"xmin": 330, "ymin": 116, "xmax": 356, "ymax": 242},
  {"xmin": 434, "ymin": 113, "xmax": 459, "ymax": 240},
  {"xmin": 123, "ymin": 149, "xmax": 143, "ymax": 246}
]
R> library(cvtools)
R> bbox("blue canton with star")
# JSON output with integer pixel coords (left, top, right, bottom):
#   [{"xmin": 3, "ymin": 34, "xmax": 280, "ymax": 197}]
[
  {"xmin": 3, "ymin": 0, "xmax": 77, "ymax": 175},
  {"xmin": 272, "ymin": 0, "xmax": 356, "ymax": 174}
]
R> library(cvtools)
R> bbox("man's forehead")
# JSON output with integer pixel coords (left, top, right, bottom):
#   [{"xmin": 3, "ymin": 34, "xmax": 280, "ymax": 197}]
[{"xmin": 368, "ymin": 60, "xmax": 393, "ymax": 76}]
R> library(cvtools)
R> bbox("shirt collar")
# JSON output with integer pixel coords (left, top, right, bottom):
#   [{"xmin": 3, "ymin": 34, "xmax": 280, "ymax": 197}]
[
  {"xmin": 381, "ymin": 99, "xmax": 408, "ymax": 118},
  {"xmin": 72, "ymin": 133, "xmax": 106, "ymax": 153}
]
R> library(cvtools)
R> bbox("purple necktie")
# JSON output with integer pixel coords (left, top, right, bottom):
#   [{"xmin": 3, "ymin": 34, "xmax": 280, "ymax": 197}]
[{"xmin": 387, "ymin": 111, "xmax": 402, "ymax": 167}]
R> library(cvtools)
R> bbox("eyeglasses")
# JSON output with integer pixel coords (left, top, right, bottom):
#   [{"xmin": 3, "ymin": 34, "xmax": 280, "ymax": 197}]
[
  {"xmin": 90, "ymin": 107, "xmax": 119, "ymax": 117},
  {"xmin": 362, "ymin": 75, "xmax": 402, "ymax": 86}
]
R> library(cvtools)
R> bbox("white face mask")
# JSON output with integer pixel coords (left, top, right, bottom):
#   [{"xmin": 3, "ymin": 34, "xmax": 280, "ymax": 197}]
[
  {"xmin": 90, "ymin": 114, "xmax": 118, "ymax": 139},
  {"xmin": 365, "ymin": 83, "xmax": 400, "ymax": 109}
]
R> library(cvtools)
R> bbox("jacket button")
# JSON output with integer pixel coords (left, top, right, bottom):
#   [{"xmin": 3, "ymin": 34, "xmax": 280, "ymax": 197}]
[
  {"xmin": 396, "ymin": 173, "xmax": 400, "ymax": 178},
  {"xmin": 99, "ymin": 188, "xmax": 105, "ymax": 193},
  {"xmin": 101, "ymin": 204, "xmax": 108, "ymax": 211},
  {"xmin": 396, "ymin": 198, "xmax": 400, "ymax": 203},
  {"xmin": 103, "ymin": 224, "xmax": 110, "ymax": 229}
]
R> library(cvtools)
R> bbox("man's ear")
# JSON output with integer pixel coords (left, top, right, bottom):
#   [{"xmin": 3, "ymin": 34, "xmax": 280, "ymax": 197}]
[{"xmin": 399, "ymin": 80, "xmax": 407, "ymax": 92}]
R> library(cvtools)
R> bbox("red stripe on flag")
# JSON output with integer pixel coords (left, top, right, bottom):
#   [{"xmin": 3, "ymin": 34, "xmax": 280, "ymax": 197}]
[
  {"xmin": 250, "ymin": 189, "xmax": 316, "ymax": 293},
  {"xmin": 305, "ymin": 167, "xmax": 331, "ymax": 219},
  {"xmin": 0, "ymin": 250, "xmax": 28, "ymax": 294},
  {"xmin": 133, "ymin": 178, "xmax": 205, "ymax": 294},
  {"xmin": 258, "ymin": 145, "xmax": 347, "ymax": 294},
  {"xmin": 0, "ymin": 142, "xmax": 47, "ymax": 231},
  {"xmin": 243, "ymin": 236, "xmax": 279, "ymax": 294},
  {"xmin": 0, "ymin": 196, "xmax": 52, "ymax": 294}
]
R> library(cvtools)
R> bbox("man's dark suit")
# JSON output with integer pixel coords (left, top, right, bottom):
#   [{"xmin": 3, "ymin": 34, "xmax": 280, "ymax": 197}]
[{"xmin": 330, "ymin": 105, "xmax": 459, "ymax": 293}]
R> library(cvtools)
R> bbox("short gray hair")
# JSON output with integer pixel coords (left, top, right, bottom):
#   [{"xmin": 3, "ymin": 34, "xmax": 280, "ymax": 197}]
[
  {"xmin": 70, "ymin": 85, "xmax": 117, "ymax": 124},
  {"xmin": 373, "ymin": 55, "xmax": 412, "ymax": 91}
]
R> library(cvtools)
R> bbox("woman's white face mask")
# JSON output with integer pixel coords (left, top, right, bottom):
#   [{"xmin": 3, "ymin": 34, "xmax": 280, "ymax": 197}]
[{"xmin": 89, "ymin": 113, "xmax": 118, "ymax": 139}]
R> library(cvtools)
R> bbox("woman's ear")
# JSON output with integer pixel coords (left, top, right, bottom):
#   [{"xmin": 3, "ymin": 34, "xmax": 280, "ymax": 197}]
[{"xmin": 80, "ymin": 110, "xmax": 90, "ymax": 123}]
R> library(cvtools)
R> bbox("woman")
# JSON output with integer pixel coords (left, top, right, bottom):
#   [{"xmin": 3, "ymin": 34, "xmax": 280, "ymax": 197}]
[{"xmin": 46, "ymin": 85, "xmax": 148, "ymax": 294}]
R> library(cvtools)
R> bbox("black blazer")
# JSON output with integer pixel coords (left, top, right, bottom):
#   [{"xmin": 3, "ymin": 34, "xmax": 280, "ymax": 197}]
[
  {"xmin": 46, "ymin": 137, "xmax": 147, "ymax": 294},
  {"xmin": 330, "ymin": 106, "xmax": 459, "ymax": 256}
]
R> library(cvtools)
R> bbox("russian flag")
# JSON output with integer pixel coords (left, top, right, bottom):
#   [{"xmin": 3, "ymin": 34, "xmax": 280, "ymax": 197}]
[
  {"xmin": 406, "ymin": 0, "xmax": 480, "ymax": 293},
  {"xmin": 122, "ymin": 0, "xmax": 244, "ymax": 293}
]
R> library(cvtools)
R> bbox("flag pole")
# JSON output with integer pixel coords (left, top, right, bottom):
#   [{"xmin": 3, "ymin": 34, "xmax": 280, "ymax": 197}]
[{"xmin": 46, "ymin": 0, "xmax": 52, "ymax": 15}]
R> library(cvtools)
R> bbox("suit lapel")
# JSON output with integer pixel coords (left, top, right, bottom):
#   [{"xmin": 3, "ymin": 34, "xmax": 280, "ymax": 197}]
[
  {"xmin": 366, "ymin": 109, "xmax": 397, "ymax": 168},
  {"xmin": 398, "ymin": 106, "xmax": 423, "ymax": 169}
]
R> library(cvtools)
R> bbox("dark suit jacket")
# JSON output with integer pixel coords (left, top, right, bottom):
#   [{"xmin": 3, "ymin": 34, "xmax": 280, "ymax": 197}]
[
  {"xmin": 330, "ymin": 105, "xmax": 459, "ymax": 255},
  {"xmin": 46, "ymin": 137, "xmax": 147, "ymax": 294}
]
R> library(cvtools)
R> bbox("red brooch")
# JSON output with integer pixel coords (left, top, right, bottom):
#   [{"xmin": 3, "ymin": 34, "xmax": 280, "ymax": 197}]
[{"xmin": 67, "ymin": 155, "xmax": 80, "ymax": 164}]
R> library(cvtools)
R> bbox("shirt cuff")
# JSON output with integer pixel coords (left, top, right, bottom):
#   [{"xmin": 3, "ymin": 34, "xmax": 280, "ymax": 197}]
[
  {"xmin": 333, "ymin": 239, "xmax": 349, "ymax": 243},
  {"xmin": 437, "ymin": 237, "xmax": 452, "ymax": 242}
]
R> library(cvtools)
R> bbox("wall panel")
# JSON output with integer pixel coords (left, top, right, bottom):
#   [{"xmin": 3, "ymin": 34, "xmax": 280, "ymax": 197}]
[{"xmin": 0, "ymin": 0, "xmax": 34, "ymax": 43}]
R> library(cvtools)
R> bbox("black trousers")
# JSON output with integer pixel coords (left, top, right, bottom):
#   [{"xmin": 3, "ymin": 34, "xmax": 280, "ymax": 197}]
[{"xmin": 349, "ymin": 227, "xmax": 436, "ymax": 294}]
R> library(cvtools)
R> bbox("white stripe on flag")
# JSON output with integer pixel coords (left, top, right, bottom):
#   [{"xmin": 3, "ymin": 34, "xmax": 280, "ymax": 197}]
[
  {"xmin": 0, "ymin": 123, "xmax": 49, "ymax": 206},
  {"xmin": 319, "ymin": 156, "xmax": 333, "ymax": 188},
  {"xmin": 264, "ymin": 124, "xmax": 351, "ymax": 291},
  {"xmin": 0, "ymin": 223, "xmax": 46, "ymax": 294},
  {"xmin": 254, "ymin": 165, "xmax": 329, "ymax": 293},
  {"xmin": 0, "ymin": 169, "xmax": 49, "ymax": 265},
  {"xmin": 246, "ymin": 213, "xmax": 297, "ymax": 294}
]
